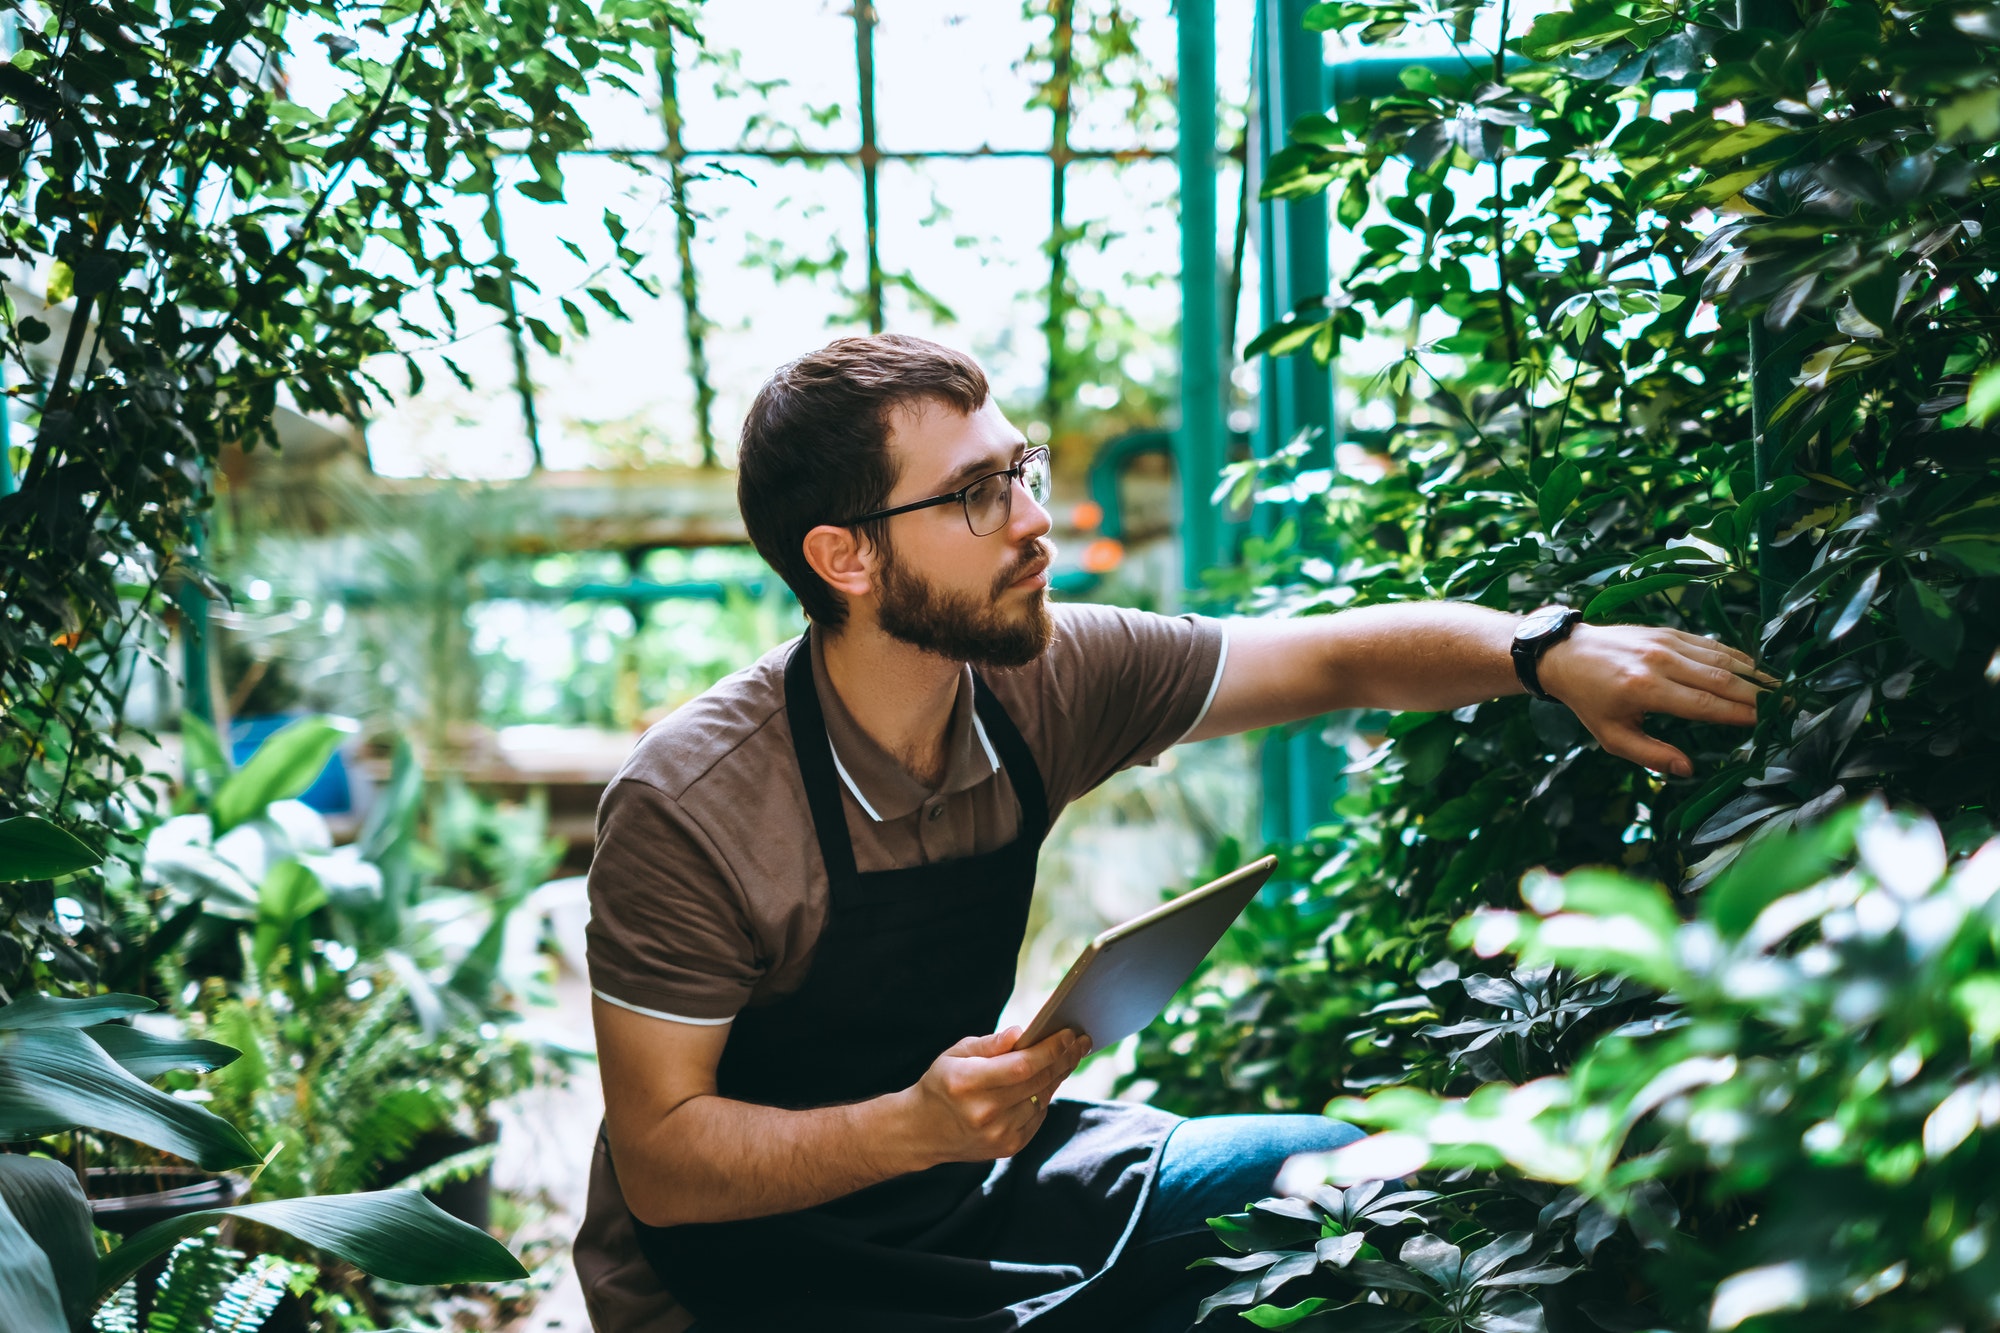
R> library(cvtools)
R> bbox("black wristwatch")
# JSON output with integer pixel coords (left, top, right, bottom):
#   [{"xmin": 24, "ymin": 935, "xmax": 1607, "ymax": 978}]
[{"xmin": 1511, "ymin": 605, "xmax": 1584, "ymax": 701}]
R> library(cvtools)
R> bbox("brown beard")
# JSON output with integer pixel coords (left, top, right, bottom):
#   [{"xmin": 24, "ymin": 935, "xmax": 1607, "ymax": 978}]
[{"xmin": 874, "ymin": 539, "xmax": 1054, "ymax": 668}]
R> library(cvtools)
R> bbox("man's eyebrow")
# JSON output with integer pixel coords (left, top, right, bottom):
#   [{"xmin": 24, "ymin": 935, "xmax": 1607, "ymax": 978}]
[{"xmin": 935, "ymin": 440, "xmax": 1028, "ymax": 492}]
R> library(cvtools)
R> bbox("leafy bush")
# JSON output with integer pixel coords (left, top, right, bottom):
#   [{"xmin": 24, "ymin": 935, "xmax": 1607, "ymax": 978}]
[
  {"xmin": 1138, "ymin": 0, "xmax": 2000, "ymax": 1122},
  {"xmin": 1142, "ymin": 0, "xmax": 2000, "ymax": 1322},
  {"xmin": 0, "ymin": 0, "xmax": 690, "ymax": 999},
  {"xmin": 1221, "ymin": 805, "xmax": 2000, "ymax": 1331}
]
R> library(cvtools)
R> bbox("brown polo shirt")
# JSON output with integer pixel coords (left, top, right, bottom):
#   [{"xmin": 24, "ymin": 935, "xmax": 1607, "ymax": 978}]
[
  {"xmin": 576, "ymin": 600, "xmax": 1227, "ymax": 1331},
  {"xmin": 584, "ymin": 600, "xmax": 1227, "ymax": 1024}
]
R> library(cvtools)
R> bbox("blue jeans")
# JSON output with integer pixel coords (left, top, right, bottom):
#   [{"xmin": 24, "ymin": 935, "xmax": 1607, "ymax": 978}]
[{"xmin": 1123, "ymin": 1114, "xmax": 1367, "ymax": 1332}]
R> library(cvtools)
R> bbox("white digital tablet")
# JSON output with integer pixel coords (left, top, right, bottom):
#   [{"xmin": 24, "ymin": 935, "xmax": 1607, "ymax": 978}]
[{"xmin": 1019, "ymin": 854, "xmax": 1278, "ymax": 1050}]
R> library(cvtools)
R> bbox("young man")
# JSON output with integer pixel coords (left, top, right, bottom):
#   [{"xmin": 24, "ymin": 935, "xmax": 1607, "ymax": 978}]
[{"xmin": 575, "ymin": 335, "xmax": 1763, "ymax": 1332}]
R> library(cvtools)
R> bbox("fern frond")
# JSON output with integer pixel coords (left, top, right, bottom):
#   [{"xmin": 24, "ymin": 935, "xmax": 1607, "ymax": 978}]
[
  {"xmin": 145, "ymin": 1230, "xmax": 242, "ymax": 1333},
  {"xmin": 206, "ymin": 1255, "xmax": 313, "ymax": 1333}
]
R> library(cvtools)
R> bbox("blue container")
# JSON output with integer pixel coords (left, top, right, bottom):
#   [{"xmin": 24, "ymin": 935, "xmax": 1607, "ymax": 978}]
[{"xmin": 228, "ymin": 715, "xmax": 354, "ymax": 815}]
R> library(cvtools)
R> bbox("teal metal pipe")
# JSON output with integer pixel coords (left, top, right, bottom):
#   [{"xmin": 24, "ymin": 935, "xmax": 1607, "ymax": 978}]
[
  {"xmin": 1252, "ymin": 0, "xmax": 1343, "ymax": 845},
  {"xmin": 1255, "ymin": 0, "xmax": 1335, "ymax": 476},
  {"xmin": 1175, "ymin": 0, "xmax": 1225, "ymax": 590}
]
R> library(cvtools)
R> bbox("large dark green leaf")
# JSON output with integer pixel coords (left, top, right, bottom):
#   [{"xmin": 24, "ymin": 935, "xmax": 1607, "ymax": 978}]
[
  {"xmin": 0, "ymin": 994, "xmax": 156, "ymax": 1031},
  {"xmin": 0, "ymin": 1027, "xmax": 259, "ymax": 1170},
  {"xmin": 0, "ymin": 1154, "xmax": 96, "ymax": 1330},
  {"xmin": 0, "ymin": 817, "xmax": 102, "ymax": 884},
  {"xmin": 86, "ymin": 1025, "xmax": 241, "ymax": 1080},
  {"xmin": 1583, "ymin": 573, "xmax": 1696, "ymax": 619},
  {"xmin": 0, "ymin": 1187, "xmax": 67, "ymax": 1333},
  {"xmin": 210, "ymin": 715, "xmax": 356, "ymax": 834},
  {"xmin": 1896, "ymin": 577, "xmax": 1962, "ymax": 665},
  {"xmin": 95, "ymin": 1189, "xmax": 528, "ymax": 1303}
]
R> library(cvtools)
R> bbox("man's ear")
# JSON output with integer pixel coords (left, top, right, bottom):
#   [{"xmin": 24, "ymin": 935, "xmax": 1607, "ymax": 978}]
[{"xmin": 802, "ymin": 523, "xmax": 876, "ymax": 603}]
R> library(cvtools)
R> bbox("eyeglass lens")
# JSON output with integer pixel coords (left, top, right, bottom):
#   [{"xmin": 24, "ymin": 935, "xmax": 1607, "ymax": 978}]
[{"xmin": 965, "ymin": 451, "xmax": 1051, "ymax": 536}]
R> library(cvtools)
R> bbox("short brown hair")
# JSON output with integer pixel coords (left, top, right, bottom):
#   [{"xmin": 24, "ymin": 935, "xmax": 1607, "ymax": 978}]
[{"xmin": 737, "ymin": 335, "xmax": 989, "ymax": 628}]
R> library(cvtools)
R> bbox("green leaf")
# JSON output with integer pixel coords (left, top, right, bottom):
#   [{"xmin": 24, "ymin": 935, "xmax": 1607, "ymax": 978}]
[
  {"xmin": 1935, "ymin": 539, "xmax": 2000, "ymax": 576},
  {"xmin": 1247, "ymin": 314, "xmax": 1336, "ymax": 360},
  {"xmin": 210, "ymin": 716, "xmax": 356, "ymax": 834},
  {"xmin": 1539, "ymin": 462, "xmax": 1582, "ymax": 529},
  {"xmin": 95, "ymin": 1190, "xmax": 529, "ymax": 1305},
  {"xmin": 1702, "ymin": 814, "xmax": 1856, "ymax": 939},
  {"xmin": 0, "ymin": 818, "xmax": 102, "ymax": 883},
  {"xmin": 43, "ymin": 260, "xmax": 73, "ymax": 305},
  {"xmin": 258, "ymin": 858, "xmax": 327, "ymax": 927},
  {"xmin": 0, "ymin": 994, "xmax": 156, "ymax": 1031},
  {"xmin": 1935, "ymin": 86, "xmax": 2000, "ymax": 144},
  {"xmin": 0, "ymin": 1188, "xmax": 66, "ymax": 1333},
  {"xmin": 1897, "ymin": 577, "xmax": 1962, "ymax": 666},
  {"xmin": 1246, "ymin": 1297, "xmax": 1332, "ymax": 1328},
  {"xmin": 523, "ymin": 315, "xmax": 562, "ymax": 355},
  {"xmin": 86, "ymin": 1026, "xmax": 240, "ymax": 1081},
  {"xmin": 1583, "ymin": 572, "xmax": 1696, "ymax": 618},
  {"xmin": 0, "ymin": 1026, "xmax": 259, "ymax": 1171},
  {"xmin": 1968, "ymin": 363, "xmax": 2000, "ymax": 424},
  {"xmin": 0, "ymin": 1155, "xmax": 95, "ymax": 1330}
]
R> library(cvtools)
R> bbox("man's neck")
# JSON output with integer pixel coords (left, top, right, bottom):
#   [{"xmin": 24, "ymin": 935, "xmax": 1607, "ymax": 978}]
[{"xmin": 818, "ymin": 621, "xmax": 961, "ymax": 790}]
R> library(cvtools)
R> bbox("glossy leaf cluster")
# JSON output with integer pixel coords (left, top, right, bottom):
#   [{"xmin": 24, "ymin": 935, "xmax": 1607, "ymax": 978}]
[
  {"xmin": 1137, "ymin": 0, "xmax": 2000, "ymax": 1124},
  {"xmin": 1311, "ymin": 805, "xmax": 2000, "ymax": 1331}
]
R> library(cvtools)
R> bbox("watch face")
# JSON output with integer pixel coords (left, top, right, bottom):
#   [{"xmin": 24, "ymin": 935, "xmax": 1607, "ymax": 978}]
[{"xmin": 1517, "ymin": 608, "xmax": 1572, "ymax": 640}]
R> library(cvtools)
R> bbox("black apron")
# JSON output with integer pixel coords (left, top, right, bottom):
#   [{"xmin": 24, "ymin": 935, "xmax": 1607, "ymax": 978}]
[{"xmin": 627, "ymin": 636, "xmax": 1176, "ymax": 1331}]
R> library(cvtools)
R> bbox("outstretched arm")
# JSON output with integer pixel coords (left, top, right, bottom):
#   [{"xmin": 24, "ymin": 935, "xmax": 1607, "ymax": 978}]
[{"xmin": 1180, "ymin": 602, "xmax": 1763, "ymax": 777}]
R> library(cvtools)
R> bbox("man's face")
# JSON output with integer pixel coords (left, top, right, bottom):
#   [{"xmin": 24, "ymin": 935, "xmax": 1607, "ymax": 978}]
[{"xmin": 867, "ymin": 398, "xmax": 1055, "ymax": 668}]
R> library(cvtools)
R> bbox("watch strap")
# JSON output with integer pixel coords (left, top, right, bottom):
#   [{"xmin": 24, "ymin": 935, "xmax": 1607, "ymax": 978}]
[{"xmin": 1512, "ymin": 607, "xmax": 1583, "ymax": 701}]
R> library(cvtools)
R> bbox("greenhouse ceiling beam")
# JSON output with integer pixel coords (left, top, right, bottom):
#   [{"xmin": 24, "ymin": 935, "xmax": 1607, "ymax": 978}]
[
  {"xmin": 1176, "ymin": 0, "xmax": 1226, "ymax": 588},
  {"xmin": 323, "ymin": 575, "xmax": 777, "ymax": 608},
  {"xmin": 563, "ymin": 147, "xmax": 1174, "ymax": 162}
]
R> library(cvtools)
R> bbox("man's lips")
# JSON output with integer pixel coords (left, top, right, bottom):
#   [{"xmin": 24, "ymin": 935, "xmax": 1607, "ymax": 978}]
[{"xmin": 1005, "ymin": 555, "xmax": 1051, "ymax": 591}]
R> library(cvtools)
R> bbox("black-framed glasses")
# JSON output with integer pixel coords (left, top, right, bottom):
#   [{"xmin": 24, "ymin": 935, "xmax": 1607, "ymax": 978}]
[{"xmin": 842, "ymin": 446, "xmax": 1051, "ymax": 537}]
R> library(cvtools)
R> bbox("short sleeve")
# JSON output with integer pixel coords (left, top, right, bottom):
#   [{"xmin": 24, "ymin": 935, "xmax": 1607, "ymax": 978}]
[
  {"xmin": 584, "ymin": 777, "xmax": 761, "ymax": 1024},
  {"xmin": 1028, "ymin": 603, "xmax": 1226, "ymax": 810}
]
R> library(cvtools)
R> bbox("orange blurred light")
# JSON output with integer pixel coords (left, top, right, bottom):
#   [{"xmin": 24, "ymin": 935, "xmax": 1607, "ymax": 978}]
[
  {"xmin": 1069, "ymin": 500, "xmax": 1104, "ymax": 531},
  {"xmin": 1081, "ymin": 538, "xmax": 1124, "ymax": 574}
]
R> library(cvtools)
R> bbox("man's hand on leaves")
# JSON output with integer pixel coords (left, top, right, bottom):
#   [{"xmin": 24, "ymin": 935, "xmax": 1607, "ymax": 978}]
[{"xmin": 1539, "ymin": 624, "xmax": 1774, "ymax": 778}]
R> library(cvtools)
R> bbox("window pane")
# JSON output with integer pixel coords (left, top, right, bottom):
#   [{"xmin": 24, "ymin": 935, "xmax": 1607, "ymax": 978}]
[
  {"xmin": 875, "ymin": 159, "xmax": 1054, "ymax": 410},
  {"xmin": 1066, "ymin": 0, "xmax": 1177, "ymax": 154},
  {"xmin": 675, "ymin": 0, "xmax": 860, "ymax": 153},
  {"xmin": 873, "ymin": 3, "xmax": 1048, "ymax": 152}
]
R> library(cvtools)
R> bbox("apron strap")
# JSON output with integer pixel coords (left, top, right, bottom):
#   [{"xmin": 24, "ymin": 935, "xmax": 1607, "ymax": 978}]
[
  {"xmin": 785, "ymin": 633, "xmax": 1056, "ymax": 887},
  {"xmin": 783, "ymin": 634, "xmax": 861, "ymax": 887},
  {"xmin": 971, "ymin": 669, "xmax": 1050, "ymax": 845}
]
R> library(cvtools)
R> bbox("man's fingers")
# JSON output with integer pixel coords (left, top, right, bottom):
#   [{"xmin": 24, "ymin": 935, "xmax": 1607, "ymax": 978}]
[
  {"xmin": 1664, "ymin": 655, "xmax": 1763, "ymax": 709},
  {"xmin": 1595, "ymin": 720, "xmax": 1693, "ymax": 777},
  {"xmin": 952, "ymin": 1033, "xmax": 1080, "ymax": 1090},
  {"xmin": 1663, "ymin": 631, "xmax": 1776, "ymax": 685},
  {"xmin": 1648, "ymin": 678, "xmax": 1758, "ymax": 728},
  {"xmin": 949, "ymin": 1027, "xmax": 1022, "ymax": 1059}
]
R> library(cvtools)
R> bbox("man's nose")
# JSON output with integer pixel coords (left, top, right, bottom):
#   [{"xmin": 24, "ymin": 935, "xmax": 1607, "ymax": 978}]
[{"xmin": 1009, "ymin": 477, "xmax": 1053, "ymax": 543}]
